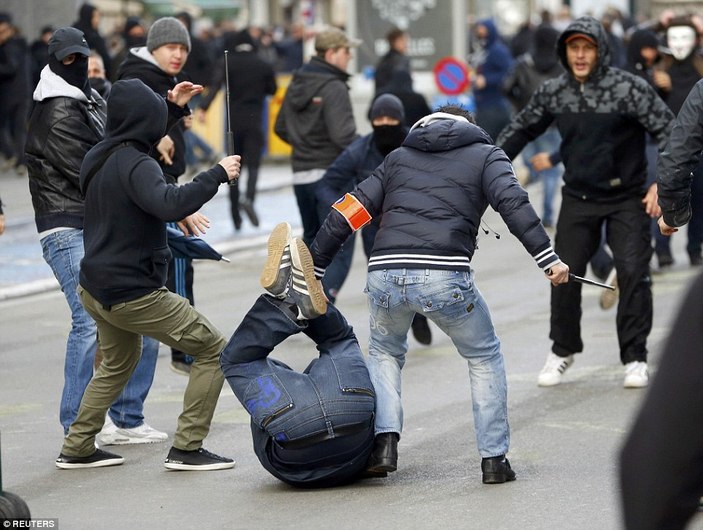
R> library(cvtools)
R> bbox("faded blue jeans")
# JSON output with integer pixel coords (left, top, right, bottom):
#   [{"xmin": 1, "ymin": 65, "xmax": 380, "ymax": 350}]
[
  {"xmin": 41, "ymin": 229, "xmax": 159, "ymax": 433},
  {"xmin": 521, "ymin": 126, "xmax": 563, "ymax": 227},
  {"xmin": 365, "ymin": 268, "xmax": 509, "ymax": 458}
]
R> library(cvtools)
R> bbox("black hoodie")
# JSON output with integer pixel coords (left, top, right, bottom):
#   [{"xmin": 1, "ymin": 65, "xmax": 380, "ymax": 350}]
[{"xmin": 79, "ymin": 78, "xmax": 227, "ymax": 306}]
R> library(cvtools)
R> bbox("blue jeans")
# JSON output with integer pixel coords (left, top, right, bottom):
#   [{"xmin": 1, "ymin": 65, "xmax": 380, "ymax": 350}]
[
  {"xmin": 365, "ymin": 268, "xmax": 509, "ymax": 458},
  {"xmin": 41, "ymin": 229, "xmax": 159, "ymax": 432},
  {"xmin": 520, "ymin": 126, "xmax": 562, "ymax": 226},
  {"xmin": 220, "ymin": 295, "xmax": 375, "ymax": 486}
]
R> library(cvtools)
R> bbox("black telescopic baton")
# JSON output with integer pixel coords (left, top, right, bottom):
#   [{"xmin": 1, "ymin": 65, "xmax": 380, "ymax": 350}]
[
  {"xmin": 224, "ymin": 50, "xmax": 234, "ymax": 156},
  {"xmin": 223, "ymin": 50, "xmax": 236, "ymax": 185},
  {"xmin": 569, "ymin": 273, "xmax": 616, "ymax": 290}
]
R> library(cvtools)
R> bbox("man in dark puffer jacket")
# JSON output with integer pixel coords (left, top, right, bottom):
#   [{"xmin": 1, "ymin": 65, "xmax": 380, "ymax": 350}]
[{"xmin": 311, "ymin": 104, "xmax": 570, "ymax": 484}]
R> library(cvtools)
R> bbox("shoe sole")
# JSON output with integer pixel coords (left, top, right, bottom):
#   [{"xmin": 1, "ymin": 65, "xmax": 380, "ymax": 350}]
[
  {"xmin": 624, "ymin": 379, "xmax": 648, "ymax": 389},
  {"xmin": 366, "ymin": 463, "xmax": 397, "ymax": 473},
  {"xmin": 56, "ymin": 457, "xmax": 124, "ymax": 469},
  {"xmin": 290, "ymin": 239, "xmax": 327, "ymax": 318},
  {"xmin": 98, "ymin": 434, "xmax": 167, "ymax": 445},
  {"xmin": 260, "ymin": 222, "xmax": 292, "ymax": 294},
  {"xmin": 482, "ymin": 473, "xmax": 517, "ymax": 484},
  {"xmin": 164, "ymin": 461, "xmax": 236, "ymax": 471}
]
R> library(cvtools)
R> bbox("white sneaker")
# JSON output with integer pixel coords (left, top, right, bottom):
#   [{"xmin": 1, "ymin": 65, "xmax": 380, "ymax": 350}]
[
  {"xmin": 624, "ymin": 361, "xmax": 648, "ymax": 388},
  {"xmin": 599, "ymin": 269, "xmax": 619, "ymax": 310},
  {"xmin": 98, "ymin": 417, "xmax": 168, "ymax": 445},
  {"xmin": 537, "ymin": 353, "xmax": 574, "ymax": 387}
]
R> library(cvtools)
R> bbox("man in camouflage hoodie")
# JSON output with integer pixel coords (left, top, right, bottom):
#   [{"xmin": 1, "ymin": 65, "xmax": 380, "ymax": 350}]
[{"xmin": 497, "ymin": 16, "xmax": 674, "ymax": 389}]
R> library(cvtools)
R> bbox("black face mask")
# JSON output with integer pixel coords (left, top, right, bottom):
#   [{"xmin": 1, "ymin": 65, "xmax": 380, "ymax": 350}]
[
  {"xmin": 373, "ymin": 124, "xmax": 406, "ymax": 155},
  {"xmin": 50, "ymin": 54, "xmax": 91, "ymax": 98}
]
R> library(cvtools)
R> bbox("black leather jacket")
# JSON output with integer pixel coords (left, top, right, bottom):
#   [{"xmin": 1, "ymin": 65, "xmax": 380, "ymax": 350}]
[{"xmin": 25, "ymin": 68, "xmax": 105, "ymax": 233}]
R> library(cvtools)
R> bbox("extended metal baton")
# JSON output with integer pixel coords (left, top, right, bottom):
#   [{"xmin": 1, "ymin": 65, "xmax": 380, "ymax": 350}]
[
  {"xmin": 224, "ymin": 50, "xmax": 234, "ymax": 156},
  {"xmin": 569, "ymin": 273, "xmax": 616, "ymax": 290}
]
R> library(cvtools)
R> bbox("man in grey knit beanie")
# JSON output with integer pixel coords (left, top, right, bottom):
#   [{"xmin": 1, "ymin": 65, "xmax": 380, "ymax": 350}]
[{"xmin": 146, "ymin": 16, "xmax": 191, "ymax": 53}]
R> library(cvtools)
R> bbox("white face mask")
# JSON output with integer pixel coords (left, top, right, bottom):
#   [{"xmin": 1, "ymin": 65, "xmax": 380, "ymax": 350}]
[{"xmin": 667, "ymin": 25, "xmax": 697, "ymax": 61}]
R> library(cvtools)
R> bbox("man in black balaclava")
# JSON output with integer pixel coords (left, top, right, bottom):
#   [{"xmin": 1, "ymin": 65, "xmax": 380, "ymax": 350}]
[
  {"xmin": 24, "ymin": 26, "xmax": 166, "ymax": 446},
  {"xmin": 314, "ymin": 94, "xmax": 433, "ymax": 345}
]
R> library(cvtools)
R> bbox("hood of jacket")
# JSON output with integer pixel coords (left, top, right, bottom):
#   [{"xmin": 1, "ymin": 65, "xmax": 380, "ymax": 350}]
[
  {"xmin": 477, "ymin": 18, "xmax": 500, "ymax": 47},
  {"xmin": 33, "ymin": 64, "xmax": 97, "ymax": 103},
  {"xmin": 80, "ymin": 78, "xmax": 167, "ymax": 193},
  {"xmin": 285, "ymin": 56, "xmax": 350, "ymax": 111},
  {"xmin": 626, "ymin": 28, "xmax": 660, "ymax": 71},
  {"xmin": 557, "ymin": 16, "xmax": 611, "ymax": 82},
  {"xmin": 405, "ymin": 112, "xmax": 493, "ymax": 153},
  {"xmin": 533, "ymin": 25, "xmax": 560, "ymax": 73}
]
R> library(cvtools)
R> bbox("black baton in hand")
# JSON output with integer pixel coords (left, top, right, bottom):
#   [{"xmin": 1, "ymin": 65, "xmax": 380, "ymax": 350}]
[
  {"xmin": 569, "ymin": 273, "xmax": 616, "ymax": 290},
  {"xmin": 223, "ymin": 50, "xmax": 236, "ymax": 184}
]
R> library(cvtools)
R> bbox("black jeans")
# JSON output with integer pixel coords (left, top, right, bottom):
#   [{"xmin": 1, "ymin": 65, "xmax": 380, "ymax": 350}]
[{"xmin": 551, "ymin": 193, "xmax": 652, "ymax": 363}]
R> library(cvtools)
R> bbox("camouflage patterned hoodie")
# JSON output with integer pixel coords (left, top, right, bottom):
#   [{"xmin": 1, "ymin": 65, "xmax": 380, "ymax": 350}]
[{"xmin": 497, "ymin": 16, "xmax": 674, "ymax": 201}]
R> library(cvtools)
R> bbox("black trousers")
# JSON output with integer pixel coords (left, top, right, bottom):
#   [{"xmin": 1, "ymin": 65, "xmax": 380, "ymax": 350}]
[{"xmin": 551, "ymin": 192, "xmax": 652, "ymax": 363}]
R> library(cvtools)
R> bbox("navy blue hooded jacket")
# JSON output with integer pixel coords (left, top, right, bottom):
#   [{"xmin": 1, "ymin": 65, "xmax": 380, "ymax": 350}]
[
  {"xmin": 79, "ymin": 78, "xmax": 228, "ymax": 306},
  {"xmin": 310, "ymin": 113, "xmax": 559, "ymax": 276}
]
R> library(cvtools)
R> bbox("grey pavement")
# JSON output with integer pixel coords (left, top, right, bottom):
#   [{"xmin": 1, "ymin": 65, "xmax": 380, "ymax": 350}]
[
  {"xmin": 2, "ymin": 165, "xmax": 703, "ymax": 529},
  {"xmin": 0, "ymin": 162, "xmax": 299, "ymax": 300}
]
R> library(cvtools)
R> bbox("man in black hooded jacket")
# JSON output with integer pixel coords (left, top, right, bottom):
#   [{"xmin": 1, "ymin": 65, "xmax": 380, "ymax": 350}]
[
  {"xmin": 497, "ymin": 16, "xmax": 674, "ymax": 389},
  {"xmin": 55, "ymin": 78, "xmax": 241, "ymax": 471}
]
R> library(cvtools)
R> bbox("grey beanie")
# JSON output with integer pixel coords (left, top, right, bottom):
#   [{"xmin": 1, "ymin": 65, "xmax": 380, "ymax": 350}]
[{"xmin": 147, "ymin": 17, "xmax": 191, "ymax": 52}]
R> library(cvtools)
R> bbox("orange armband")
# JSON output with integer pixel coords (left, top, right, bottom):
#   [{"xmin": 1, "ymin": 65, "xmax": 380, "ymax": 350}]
[{"xmin": 331, "ymin": 193, "xmax": 372, "ymax": 231}]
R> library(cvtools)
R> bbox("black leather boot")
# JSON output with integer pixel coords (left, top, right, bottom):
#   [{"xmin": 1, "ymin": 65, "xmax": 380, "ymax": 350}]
[
  {"xmin": 481, "ymin": 455, "xmax": 516, "ymax": 484},
  {"xmin": 365, "ymin": 433, "xmax": 399, "ymax": 473}
]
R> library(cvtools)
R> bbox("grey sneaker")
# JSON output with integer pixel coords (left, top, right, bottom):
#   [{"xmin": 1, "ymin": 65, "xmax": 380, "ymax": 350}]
[
  {"xmin": 289, "ymin": 238, "xmax": 327, "ymax": 319},
  {"xmin": 260, "ymin": 222, "xmax": 292, "ymax": 297}
]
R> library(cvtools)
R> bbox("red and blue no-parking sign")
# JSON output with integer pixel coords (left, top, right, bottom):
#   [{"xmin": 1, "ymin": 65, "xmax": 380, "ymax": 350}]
[{"xmin": 433, "ymin": 57, "xmax": 470, "ymax": 95}]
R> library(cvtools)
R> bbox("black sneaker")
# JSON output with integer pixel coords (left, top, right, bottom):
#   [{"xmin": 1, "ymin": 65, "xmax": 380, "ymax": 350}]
[
  {"xmin": 481, "ymin": 456, "xmax": 516, "ymax": 484},
  {"xmin": 56, "ymin": 448, "xmax": 124, "ymax": 469},
  {"xmin": 163, "ymin": 447, "xmax": 235, "ymax": 471}
]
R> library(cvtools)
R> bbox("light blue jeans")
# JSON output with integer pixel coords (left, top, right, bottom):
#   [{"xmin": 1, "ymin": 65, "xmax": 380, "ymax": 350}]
[
  {"xmin": 365, "ymin": 268, "xmax": 509, "ymax": 458},
  {"xmin": 521, "ymin": 126, "xmax": 563, "ymax": 226},
  {"xmin": 41, "ymin": 229, "xmax": 159, "ymax": 433}
]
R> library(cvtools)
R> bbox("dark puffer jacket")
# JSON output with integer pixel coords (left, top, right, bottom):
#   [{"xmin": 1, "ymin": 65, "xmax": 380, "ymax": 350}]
[
  {"xmin": 311, "ymin": 114, "xmax": 559, "ymax": 275},
  {"xmin": 497, "ymin": 16, "xmax": 674, "ymax": 202}
]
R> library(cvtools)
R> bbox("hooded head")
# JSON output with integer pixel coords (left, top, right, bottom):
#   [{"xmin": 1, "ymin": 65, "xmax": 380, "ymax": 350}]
[
  {"xmin": 77, "ymin": 3, "xmax": 98, "ymax": 30},
  {"xmin": 533, "ymin": 25, "xmax": 560, "ymax": 72},
  {"xmin": 557, "ymin": 16, "xmax": 610, "ymax": 82},
  {"xmin": 105, "ymin": 78, "xmax": 166, "ymax": 146},
  {"xmin": 626, "ymin": 28, "xmax": 660, "ymax": 70},
  {"xmin": 80, "ymin": 78, "xmax": 167, "ymax": 193},
  {"xmin": 475, "ymin": 18, "xmax": 499, "ymax": 48},
  {"xmin": 48, "ymin": 27, "xmax": 92, "ymax": 97},
  {"xmin": 224, "ymin": 29, "xmax": 255, "ymax": 53}
]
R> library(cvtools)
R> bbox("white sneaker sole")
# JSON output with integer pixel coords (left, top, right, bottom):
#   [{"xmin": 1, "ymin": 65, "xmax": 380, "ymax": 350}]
[
  {"xmin": 97, "ymin": 432, "xmax": 167, "ymax": 446},
  {"xmin": 163, "ymin": 461, "xmax": 236, "ymax": 471},
  {"xmin": 56, "ymin": 457, "xmax": 124, "ymax": 469}
]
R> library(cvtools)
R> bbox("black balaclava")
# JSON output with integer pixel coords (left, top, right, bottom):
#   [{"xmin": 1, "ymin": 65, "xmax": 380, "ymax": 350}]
[
  {"xmin": 373, "ymin": 124, "xmax": 406, "ymax": 155},
  {"xmin": 370, "ymin": 93, "xmax": 407, "ymax": 155},
  {"xmin": 50, "ymin": 53, "xmax": 91, "ymax": 98}
]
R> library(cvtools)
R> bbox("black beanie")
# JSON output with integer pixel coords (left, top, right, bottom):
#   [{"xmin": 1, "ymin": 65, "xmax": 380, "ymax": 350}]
[{"xmin": 370, "ymin": 93, "xmax": 405, "ymax": 122}]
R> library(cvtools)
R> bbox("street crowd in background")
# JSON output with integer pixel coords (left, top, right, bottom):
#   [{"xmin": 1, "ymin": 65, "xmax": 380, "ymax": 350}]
[{"xmin": 2, "ymin": 1, "xmax": 703, "ymax": 527}]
